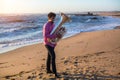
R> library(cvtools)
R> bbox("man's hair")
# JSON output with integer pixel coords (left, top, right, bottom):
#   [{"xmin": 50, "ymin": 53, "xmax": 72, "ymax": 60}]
[{"xmin": 48, "ymin": 12, "xmax": 56, "ymax": 18}]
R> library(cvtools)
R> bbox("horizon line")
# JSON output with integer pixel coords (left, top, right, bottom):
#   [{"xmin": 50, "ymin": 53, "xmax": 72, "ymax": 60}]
[{"xmin": 0, "ymin": 10, "xmax": 120, "ymax": 15}]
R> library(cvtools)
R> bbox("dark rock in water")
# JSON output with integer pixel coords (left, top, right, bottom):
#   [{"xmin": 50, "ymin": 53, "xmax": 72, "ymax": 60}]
[
  {"xmin": 91, "ymin": 17, "xmax": 98, "ymax": 20},
  {"xmin": 115, "ymin": 26, "xmax": 120, "ymax": 29},
  {"xmin": 74, "ymin": 12, "xmax": 97, "ymax": 16},
  {"xmin": 87, "ymin": 12, "xmax": 94, "ymax": 16}
]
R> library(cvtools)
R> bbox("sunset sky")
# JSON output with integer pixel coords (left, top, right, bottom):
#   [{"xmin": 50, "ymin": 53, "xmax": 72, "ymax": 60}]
[{"xmin": 0, "ymin": 0, "xmax": 120, "ymax": 14}]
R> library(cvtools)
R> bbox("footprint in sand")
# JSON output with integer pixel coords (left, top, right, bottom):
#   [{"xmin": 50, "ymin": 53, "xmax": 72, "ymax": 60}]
[
  {"xmin": 94, "ymin": 51, "xmax": 105, "ymax": 56},
  {"xmin": 0, "ymin": 62, "xmax": 8, "ymax": 65}
]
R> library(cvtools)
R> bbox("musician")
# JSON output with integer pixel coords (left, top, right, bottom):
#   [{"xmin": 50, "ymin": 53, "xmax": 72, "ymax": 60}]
[{"xmin": 43, "ymin": 12, "xmax": 61, "ymax": 78}]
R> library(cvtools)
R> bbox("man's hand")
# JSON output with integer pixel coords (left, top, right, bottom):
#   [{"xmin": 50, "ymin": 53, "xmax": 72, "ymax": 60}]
[{"xmin": 56, "ymin": 33, "xmax": 62, "ymax": 39}]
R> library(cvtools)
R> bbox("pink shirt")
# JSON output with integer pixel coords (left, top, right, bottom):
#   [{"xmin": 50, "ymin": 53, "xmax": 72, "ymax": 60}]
[{"xmin": 43, "ymin": 21, "xmax": 57, "ymax": 47}]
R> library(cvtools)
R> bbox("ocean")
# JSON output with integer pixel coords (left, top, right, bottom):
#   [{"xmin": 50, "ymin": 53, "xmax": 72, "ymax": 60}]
[{"xmin": 0, "ymin": 14, "xmax": 120, "ymax": 53}]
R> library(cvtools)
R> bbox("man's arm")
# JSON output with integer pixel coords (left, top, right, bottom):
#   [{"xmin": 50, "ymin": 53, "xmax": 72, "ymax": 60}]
[{"xmin": 43, "ymin": 23, "xmax": 56, "ymax": 39}]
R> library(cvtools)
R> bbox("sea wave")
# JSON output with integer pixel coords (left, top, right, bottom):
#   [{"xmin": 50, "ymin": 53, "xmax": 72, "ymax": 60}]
[
  {"xmin": 0, "ymin": 14, "xmax": 120, "ymax": 53},
  {"xmin": 0, "ymin": 30, "xmax": 42, "ymax": 43}
]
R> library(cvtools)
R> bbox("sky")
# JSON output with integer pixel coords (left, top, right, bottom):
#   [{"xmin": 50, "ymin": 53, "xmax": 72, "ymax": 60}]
[{"xmin": 0, "ymin": 0, "xmax": 120, "ymax": 14}]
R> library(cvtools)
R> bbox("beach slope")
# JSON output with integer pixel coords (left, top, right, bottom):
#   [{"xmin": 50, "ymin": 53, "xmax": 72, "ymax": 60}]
[{"xmin": 0, "ymin": 29, "xmax": 120, "ymax": 80}]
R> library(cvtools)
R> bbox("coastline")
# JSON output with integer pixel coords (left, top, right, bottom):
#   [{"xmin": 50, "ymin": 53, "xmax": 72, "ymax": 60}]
[
  {"xmin": 0, "ymin": 41, "xmax": 41, "ymax": 54},
  {"xmin": 0, "ymin": 29, "xmax": 120, "ymax": 79},
  {"xmin": 1, "ymin": 12, "xmax": 120, "ymax": 55},
  {"xmin": 97, "ymin": 11, "xmax": 120, "ymax": 18},
  {"xmin": 0, "ymin": 12, "xmax": 120, "ymax": 79}
]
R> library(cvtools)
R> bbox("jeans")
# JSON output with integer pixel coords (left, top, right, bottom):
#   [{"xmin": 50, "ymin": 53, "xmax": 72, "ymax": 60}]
[{"xmin": 45, "ymin": 45, "xmax": 57, "ymax": 74}]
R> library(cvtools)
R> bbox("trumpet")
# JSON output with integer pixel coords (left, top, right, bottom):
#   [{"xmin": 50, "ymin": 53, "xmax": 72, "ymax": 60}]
[{"xmin": 49, "ymin": 13, "xmax": 70, "ymax": 44}]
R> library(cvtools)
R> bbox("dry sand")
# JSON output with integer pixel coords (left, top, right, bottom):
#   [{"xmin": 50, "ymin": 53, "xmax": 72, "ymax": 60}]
[{"xmin": 0, "ymin": 29, "xmax": 120, "ymax": 80}]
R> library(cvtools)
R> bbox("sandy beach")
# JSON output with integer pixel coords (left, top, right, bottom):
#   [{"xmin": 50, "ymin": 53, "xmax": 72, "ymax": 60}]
[
  {"xmin": 0, "ymin": 12, "xmax": 120, "ymax": 80},
  {"xmin": 0, "ymin": 0, "xmax": 120, "ymax": 78},
  {"xmin": 0, "ymin": 29, "xmax": 120, "ymax": 80}
]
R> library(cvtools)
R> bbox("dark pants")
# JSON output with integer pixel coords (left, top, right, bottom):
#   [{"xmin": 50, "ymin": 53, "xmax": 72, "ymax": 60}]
[{"xmin": 45, "ymin": 45, "xmax": 57, "ymax": 74}]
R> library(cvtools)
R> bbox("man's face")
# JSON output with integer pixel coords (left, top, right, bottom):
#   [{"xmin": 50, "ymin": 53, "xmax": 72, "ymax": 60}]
[{"xmin": 49, "ymin": 16, "xmax": 55, "ymax": 22}]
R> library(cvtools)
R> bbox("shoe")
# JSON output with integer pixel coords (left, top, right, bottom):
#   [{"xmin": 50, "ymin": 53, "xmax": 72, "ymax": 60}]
[
  {"xmin": 47, "ymin": 70, "xmax": 53, "ymax": 73},
  {"xmin": 55, "ymin": 74, "xmax": 61, "ymax": 78}
]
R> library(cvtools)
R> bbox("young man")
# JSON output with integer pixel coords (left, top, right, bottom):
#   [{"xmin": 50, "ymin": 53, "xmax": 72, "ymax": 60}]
[{"xmin": 43, "ymin": 12, "xmax": 61, "ymax": 78}]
